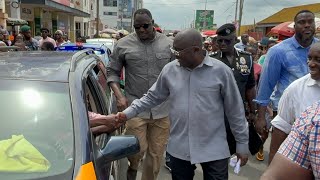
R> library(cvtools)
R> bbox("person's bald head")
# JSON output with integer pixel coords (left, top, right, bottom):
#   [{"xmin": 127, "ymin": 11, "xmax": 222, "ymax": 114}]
[
  {"xmin": 241, "ymin": 33, "xmax": 249, "ymax": 45},
  {"xmin": 174, "ymin": 28, "xmax": 203, "ymax": 49},
  {"xmin": 172, "ymin": 28, "xmax": 205, "ymax": 69},
  {"xmin": 310, "ymin": 42, "xmax": 320, "ymax": 50},
  {"xmin": 308, "ymin": 42, "xmax": 320, "ymax": 80}
]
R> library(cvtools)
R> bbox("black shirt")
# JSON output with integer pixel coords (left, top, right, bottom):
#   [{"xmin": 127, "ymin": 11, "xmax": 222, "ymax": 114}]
[{"xmin": 210, "ymin": 49, "xmax": 255, "ymax": 100}]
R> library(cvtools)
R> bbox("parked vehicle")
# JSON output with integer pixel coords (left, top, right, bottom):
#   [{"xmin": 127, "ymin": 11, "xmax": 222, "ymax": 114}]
[
  {"xmin": 0, "ymin": 50, "xmax": 139, "ymax": 180},
  {"xmin": 86, "ymin": 38, "xmax": 116, "ymax": 53},
  {"xmin": 56, "ymin": 43, "xmax": 111, "ymax": 66}
]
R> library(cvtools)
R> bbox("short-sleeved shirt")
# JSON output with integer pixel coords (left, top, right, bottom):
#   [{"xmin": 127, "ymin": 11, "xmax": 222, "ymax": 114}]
[
  {"xmin": 278, "ymin": 101, "xmax": 320, "ymax": 178},
  {"xmin": 210, "ymin": 49, "xmax": 255, "ymax": 101},
  {"xmin": 271, "ymin": 74, "xmax": 320, "ymax": 134},
  {"xmin": 39, "ymin": 37, "xmax": 57, "ymax": 48}
]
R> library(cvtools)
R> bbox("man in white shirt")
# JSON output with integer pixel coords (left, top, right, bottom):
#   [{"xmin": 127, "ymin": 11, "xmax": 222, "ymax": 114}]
[
  {"xmin": 269, "ymin": 42, "xmax": 320, "ymax": 164},
  {"xmin": 39, "ymin": 28, "xmax": 56, "ymax": 48}
]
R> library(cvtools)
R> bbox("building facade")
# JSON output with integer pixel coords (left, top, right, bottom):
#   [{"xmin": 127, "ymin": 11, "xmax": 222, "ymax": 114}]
[
  {"xmin": 5, "ymin": 0, "xmax": 93, "ymax": 41},
  {"xmin": 100, "ymin": 0, "xmax": 143, "ymax": 32},
  {"xmin": 256, "ymin": 3, "xmax": 320, "ymax": 36}
]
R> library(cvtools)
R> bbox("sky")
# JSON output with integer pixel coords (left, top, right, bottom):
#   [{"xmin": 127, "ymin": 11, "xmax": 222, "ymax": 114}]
[{"xmin": 143, "ymin": 0, "xmax": 320, "ymax": 30}]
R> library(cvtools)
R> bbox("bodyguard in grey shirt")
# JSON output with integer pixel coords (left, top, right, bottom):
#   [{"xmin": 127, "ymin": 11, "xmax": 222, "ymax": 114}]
[
  {"xmin": 119, "ymin": 29, "xmax": 249, "ymax": 179},
  {"xmin": 107, "ymin": 28, "xmax": 172, "ymax": 119},
  {"xmin": 107, "ymin": 9, "xmax": 173, "ymax": 180}
]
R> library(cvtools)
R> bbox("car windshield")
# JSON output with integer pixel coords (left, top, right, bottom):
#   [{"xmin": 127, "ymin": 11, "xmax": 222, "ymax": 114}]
[{"xmin": 0, "ymin": 80, "xmax": 74, "ymax": 180}]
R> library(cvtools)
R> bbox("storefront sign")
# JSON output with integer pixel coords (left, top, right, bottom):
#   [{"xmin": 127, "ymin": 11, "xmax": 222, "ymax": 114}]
[{"xmin": 21, "ymin": 7, "xmax": 34, "ymax": 21}]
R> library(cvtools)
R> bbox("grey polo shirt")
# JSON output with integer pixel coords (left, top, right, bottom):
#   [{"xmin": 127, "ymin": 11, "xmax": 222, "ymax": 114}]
[
  {"xmin": 124, "ymin": 54, "xmax": 249, "ymax": 164},
  {"xmin": 107, "ymin": 32, "xmax": 173, "ymax": 119}
]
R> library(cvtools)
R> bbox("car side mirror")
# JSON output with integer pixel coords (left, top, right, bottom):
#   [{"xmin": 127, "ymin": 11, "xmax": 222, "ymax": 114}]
[{"xmin": 97, "ymin": 135, "xmax": 140, "ymax": 163}]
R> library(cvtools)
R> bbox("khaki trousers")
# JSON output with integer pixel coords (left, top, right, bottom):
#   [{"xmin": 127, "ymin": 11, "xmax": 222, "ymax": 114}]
[{"xmin": 124, "ymin": 116, "xmax": 170, "ymax": 180}]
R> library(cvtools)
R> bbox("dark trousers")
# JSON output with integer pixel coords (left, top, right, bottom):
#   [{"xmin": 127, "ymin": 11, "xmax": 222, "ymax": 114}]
[{"xmin": 170, "ymin": 155, "xmax": 228, "ymax": 180}]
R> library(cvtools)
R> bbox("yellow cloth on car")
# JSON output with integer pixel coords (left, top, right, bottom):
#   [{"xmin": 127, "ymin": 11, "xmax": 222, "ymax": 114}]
[{"xmin": 0, "ymin": 135, "xmax": 50, "ymax": 172}]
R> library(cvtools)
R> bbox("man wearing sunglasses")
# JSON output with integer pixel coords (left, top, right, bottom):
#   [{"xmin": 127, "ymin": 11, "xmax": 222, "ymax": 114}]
[
  {"xmin": 107, "ymin": 8, "xmax": 173, "ymax": 180},
  {"xmin": 117, "ymin": 28, "xmax": 249, "ymax": 180}
]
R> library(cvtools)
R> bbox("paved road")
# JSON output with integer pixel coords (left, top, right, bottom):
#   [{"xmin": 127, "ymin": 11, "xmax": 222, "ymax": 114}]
[{"xmin": 136, "ymin": 136, "xmax": 270, "ymax": 180}]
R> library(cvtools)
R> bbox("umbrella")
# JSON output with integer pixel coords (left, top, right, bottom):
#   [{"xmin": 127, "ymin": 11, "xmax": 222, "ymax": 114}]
[
  {"xmin": 117, "ymin": 29, "xmax": 129, "ymax": 36},
  {"xmin": 155, "ymin": 27, "xmax": 163, "ymax": 33},
  {"xmin": 201, "ymin": 33, "xmax": 207, "ymax": 38},
  {"xmin": 202, "ymin": 30, "xmax": 217, "ymax": 36},
  {"xmin": 100, "ymin": 33, "xmax": 111, "ymax": 38},
  {"xmin": 288, "ymin": 17, "xmax": 320, "ymax": 32},
  {"xmin": 269, "ymin": 21, "xmax": 295, "ymax": 37},
  {"xmin": 100, "ymin": 28, "xmax": 117, "ymax": 34}
]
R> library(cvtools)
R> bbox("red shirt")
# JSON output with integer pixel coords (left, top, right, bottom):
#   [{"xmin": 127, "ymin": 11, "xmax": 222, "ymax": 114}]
[{"xmin": 254, "ymin": 63, "xmax": 262, "ymax": 82}]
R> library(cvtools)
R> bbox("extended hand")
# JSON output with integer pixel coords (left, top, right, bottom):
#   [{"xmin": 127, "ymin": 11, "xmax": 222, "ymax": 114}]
[
  {"xmin": 90, "ymin": 114, "xmax": 124, "ymax": 134},
  {"xmin": 116, "ymin": 112, "xmax": 128, "ymax": 122}
]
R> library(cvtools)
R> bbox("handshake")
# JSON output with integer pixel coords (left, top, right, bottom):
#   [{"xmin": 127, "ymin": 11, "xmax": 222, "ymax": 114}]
[{"xmin": 89, "ymin": 111, "xmax": 128, "ymax": 135}]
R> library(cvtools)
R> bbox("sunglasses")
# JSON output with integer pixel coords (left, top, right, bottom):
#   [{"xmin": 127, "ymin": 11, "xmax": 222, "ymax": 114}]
[
  {"xmin": 170, "ymin": 46, "xmax": 197, "ymax": 57},
  {"xmin": 133, "ymin": 23, "xmax": 151, "ymax": 30},
  {"xmin": 217, "ymin": 39, "xmax": 232, "ymax": 45},
  {"xmin": 259, "ymin": 46, "xmax": 267, "ymax": 50}
]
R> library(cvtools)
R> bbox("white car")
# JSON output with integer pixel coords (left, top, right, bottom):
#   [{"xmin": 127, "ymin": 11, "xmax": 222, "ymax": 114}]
[{"xmin": 86, "ymin": 38, "xmax": 116, "ymax": 53}]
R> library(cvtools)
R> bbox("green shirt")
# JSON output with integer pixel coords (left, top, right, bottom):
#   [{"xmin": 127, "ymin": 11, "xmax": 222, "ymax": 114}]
[{"xmin": 258, "ymin": 55, "xmax": 266, "ymax": 66}]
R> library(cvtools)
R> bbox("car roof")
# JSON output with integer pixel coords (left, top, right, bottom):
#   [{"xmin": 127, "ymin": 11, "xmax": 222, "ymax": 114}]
[
  {"xmin": 0, "ymin": 51, "xmax": 75, "ymax": 82},
  {"xmin": 60, "ymin": 43, "xmax": 105, "ymax": 48},
  {"xmin": 86, "ymin": 38, "xmax": 115, "ymax": 43}
]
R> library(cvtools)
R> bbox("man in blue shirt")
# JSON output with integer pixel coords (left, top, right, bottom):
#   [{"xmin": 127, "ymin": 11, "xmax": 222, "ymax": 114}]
[
  {"xmin": 254, "ymin": 10, "xmax": 318, "ymax": 164},
  {"xmin": 235, "ymin": 34, "xmax": 249, "ymax": 51}
]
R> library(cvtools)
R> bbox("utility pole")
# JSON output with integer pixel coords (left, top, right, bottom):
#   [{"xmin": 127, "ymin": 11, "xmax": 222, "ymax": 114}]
[
  {"xmin": 238, "ymin": 0, "xmax": 244, "ymax": 36},
  {"xmin": 95, "ymin": 0, "xmax": 99, "ymax": 37},
  {"xmin": 234, "ymin": 0, "xmax": 238, "ymax": 24},
  {"xmin": 203, "ymin": 0, "xmax": 208, "ymax": 30}
]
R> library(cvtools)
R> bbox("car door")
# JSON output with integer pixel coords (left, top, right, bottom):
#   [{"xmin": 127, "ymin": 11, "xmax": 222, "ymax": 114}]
[
  {"xmin": 83, "ymin": 66, "xmax": 112, "ymax": 180},
  {"xmin": 89, "ymin": 63, "xmax": 127, "ymax": 180}
]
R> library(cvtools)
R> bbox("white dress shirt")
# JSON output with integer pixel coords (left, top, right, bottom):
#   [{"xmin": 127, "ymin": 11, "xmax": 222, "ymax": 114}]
[{"xmin": 271, "ymin": 74, "xmax": 320, "ymax": 134}]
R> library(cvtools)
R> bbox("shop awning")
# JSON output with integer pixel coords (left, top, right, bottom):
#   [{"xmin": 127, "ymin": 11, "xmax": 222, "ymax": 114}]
[
  {"xmin": 21, "ymin": 0, "xmax": 90, "ymax": 17},
  {"xmin": 6, "ymin": 18, "xmax": 28, "ymax": 26}
]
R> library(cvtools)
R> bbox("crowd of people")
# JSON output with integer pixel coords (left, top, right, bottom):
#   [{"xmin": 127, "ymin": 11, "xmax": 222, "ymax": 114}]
[
  {"xmin": 104, "ymin": 8, "xmax": 320, "ymax": 180},
  {"xmin": 0, "ymin": 6, "xmax": 319, "ymax": 180},
  {"xmin": 0, "ymin": 25, "xmax": 71, "ymax": 51}
]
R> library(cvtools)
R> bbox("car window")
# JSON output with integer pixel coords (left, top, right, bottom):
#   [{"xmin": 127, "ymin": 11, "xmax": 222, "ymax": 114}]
[
  {"xmin": 92, "ymin": 64, "xmax": 112, "ymax": 113},
  {"xmin": 0, "ymin": 80, "xmax": 74, "ymax": 180},
  {"xmin": 84, "ymin": 69, "xmax": 110, "ymax": 150}
]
